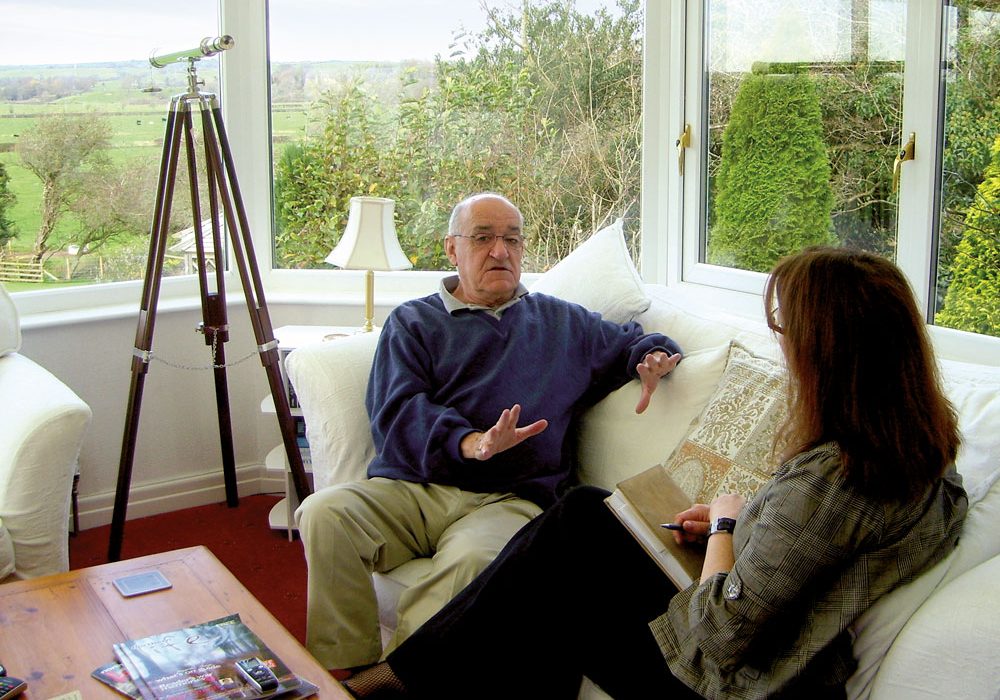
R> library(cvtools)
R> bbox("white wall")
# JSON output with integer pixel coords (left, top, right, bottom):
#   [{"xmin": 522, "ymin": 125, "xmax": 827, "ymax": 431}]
[{"xmin": 19, "ymin": 297, "xmax": 385, "ymax": 530}]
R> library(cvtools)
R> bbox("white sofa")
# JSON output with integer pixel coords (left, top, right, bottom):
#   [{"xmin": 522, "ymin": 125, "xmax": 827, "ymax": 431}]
[
  {"xmin": 0, "ymin": 283, "xmax": 92, "ymax": 582},
  {"xmin": 286, "ymin": 224, "xmax": 1000, "ymax": 699}
]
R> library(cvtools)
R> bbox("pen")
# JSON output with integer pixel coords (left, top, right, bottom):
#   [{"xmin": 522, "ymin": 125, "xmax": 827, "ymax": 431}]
[{"xmin": 660, "ymin": 523, "xmax": 684, "ymax": 531}]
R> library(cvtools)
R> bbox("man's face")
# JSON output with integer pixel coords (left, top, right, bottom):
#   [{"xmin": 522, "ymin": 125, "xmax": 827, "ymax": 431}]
[{"xmin": 446, "ymin": 196, "xmax": 524, "ymax": 307}]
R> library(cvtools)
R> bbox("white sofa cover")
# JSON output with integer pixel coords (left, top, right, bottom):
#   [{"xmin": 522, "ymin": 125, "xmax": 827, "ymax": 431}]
[
  {"xmin": 285, "ymin": 226, "xmax": 1000, "ymax": 698},
  {"xmin": 0, "ymin": 283, "xmax": 92, "ymax": 582}
]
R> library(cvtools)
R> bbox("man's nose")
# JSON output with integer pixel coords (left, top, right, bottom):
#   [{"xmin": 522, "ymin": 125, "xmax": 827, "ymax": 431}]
[{"xmin": 488, "ymin": 237, "xmax": 509, "ymax": 258}]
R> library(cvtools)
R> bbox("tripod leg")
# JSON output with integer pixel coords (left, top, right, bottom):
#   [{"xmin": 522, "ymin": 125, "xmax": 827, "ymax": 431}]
[
  {"xmin": 200, "ymin": 100, "xmax": 312, "ymax": 505},
  {"xmin": 185, "ymin": 106, "xmax": 240, "ymax": 508},
  {"xmin": 109, "ymin": 99, "xmax": 186, "ymax": 561}
]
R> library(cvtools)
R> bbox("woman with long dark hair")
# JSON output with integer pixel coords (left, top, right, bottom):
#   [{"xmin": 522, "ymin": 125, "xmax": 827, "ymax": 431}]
[{"xmin": 344, "ymin": 247, "xmax": 968, "ymax": 700}]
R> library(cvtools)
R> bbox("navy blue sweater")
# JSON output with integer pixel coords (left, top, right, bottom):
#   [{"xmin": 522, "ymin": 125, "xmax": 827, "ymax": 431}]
[{"xmin": 365, "ymin": 291, "xmax": 681, "ymax": 507}]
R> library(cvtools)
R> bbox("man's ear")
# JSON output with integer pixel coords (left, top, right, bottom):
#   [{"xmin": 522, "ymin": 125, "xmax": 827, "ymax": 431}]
[{"xmin": 444, "ymin": 235, "xmax": 458, "ymax": 265}]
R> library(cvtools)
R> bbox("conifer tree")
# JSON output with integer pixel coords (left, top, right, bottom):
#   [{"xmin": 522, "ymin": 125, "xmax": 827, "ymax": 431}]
[{"xmin": 708, "ymin": 69, "xmax": 835, "ymax": 272}]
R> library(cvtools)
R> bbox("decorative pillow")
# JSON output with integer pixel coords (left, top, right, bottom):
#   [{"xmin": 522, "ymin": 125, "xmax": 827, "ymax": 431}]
[
  {"xmin": 529, "ymin": 218, "xmax": 650, "ymax": 324},
  {"xmin": 661, "ymin": 341, "xmax": 787, "ymax": 504},
  {"xmin": 0, "ymin": 282, "xmax": 20, "ymax": 357},
  {"xmin": 577, "ymin": 343, "xmax": 731, "ymax": 491}
]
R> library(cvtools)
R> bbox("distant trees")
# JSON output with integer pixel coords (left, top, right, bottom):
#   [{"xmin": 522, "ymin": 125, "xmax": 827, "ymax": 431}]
[
  {"xmin": 273, "ymin": 0, "xmax": 644, "ymax": 272},
  {"xmin": 0, "ymin": 161, "xmax": 15, "ymax": 248},
  {"xmin": 16, "ymin": 113, "xmax": 111, "ymax": 261},
  {"xmin": 708, "ymin": 69, "xmax": 835, "ymax": 272}
]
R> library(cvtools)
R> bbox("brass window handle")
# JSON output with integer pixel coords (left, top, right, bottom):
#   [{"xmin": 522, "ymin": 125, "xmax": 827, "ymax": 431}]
[
  {"xmin": 677, "ymin": 123, "xmax": 691, "ymax": 176},
  {"xmin": 893, "ymin": 132, "xmax": 916, "ymax": 192}
]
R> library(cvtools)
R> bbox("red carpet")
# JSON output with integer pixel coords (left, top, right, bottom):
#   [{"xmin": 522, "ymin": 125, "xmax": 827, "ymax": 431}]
[{"xmin": 69, "ymin": 494, "xmax": 308, "ymax": 644}]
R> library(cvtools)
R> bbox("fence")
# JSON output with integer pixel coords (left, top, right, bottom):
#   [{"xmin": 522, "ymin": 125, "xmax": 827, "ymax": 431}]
[{"xmin": 0, "ymin": 258, "xmax": 43, "ymax": 283}]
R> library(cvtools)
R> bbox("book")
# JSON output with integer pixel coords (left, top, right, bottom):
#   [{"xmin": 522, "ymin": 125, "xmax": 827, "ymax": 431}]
[
  {"xmin": 112, "ymin": 613, "xmax": 302, "ymax": 700},
  {"xmin": 605, "ymin": 465, "xmax": 706, "ymax": 589}
]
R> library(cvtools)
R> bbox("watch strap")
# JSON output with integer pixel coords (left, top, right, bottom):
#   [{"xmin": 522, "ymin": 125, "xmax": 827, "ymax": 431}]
[{"xmin": 709, "ymin": 517, "xmax": 736, "ymax": 537}]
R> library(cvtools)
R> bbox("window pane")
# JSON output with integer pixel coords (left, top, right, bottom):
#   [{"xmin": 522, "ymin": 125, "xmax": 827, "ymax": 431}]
[
  {"xmin": 702, "ymin": 0, "xmax": 906, "ymax": 273},
  {"xmin": 268, "ymin": 1, "xmax": 643, "ymax": 272},
  {"xmin": 0, "ymin": 2, "xmax": 219, "ymax": 291},
  {"xmin": 934, "ymin": 1, "xmax": 1000, "ymax": 338}
]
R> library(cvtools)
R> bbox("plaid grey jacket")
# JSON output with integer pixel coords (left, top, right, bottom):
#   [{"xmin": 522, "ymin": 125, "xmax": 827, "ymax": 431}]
[{"xmin": 649, "ymin": 443, "xmax": 968, "ymax": 699}]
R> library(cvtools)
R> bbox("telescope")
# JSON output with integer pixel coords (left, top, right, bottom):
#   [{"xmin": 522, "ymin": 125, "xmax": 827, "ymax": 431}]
[{"xmin": 149, "ymin": 35, "xmax": 234, "ymax": 68}]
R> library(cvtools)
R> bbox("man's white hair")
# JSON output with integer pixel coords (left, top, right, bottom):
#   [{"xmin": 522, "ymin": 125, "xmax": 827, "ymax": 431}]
[{"xmin": 447, "ymin": 192, "xmax": 523, "ymax": 237}]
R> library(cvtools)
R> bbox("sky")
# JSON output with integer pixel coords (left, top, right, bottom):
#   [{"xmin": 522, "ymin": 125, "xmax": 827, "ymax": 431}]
[{"xmin": 0, "ymin": 0, "xmax": 614, "ymax": 66}]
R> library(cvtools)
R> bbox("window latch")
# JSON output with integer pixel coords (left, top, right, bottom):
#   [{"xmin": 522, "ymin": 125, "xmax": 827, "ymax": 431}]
[
  {"xmin": 676, "ymin": 123, "xmax": 691, "ymax": 176},
  {"xmin": 892, "ymin": 132, "xmax": 916, "ymax": 192}
]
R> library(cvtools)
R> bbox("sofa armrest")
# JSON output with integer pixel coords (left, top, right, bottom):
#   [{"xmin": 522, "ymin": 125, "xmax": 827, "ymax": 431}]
[
  {"xmin": 285, "ymin": 330, "xmax": 380, "ymax": 491},
  {"xmin": 0, "ymin": 353, "xmax": 91, "ymax": 580}
]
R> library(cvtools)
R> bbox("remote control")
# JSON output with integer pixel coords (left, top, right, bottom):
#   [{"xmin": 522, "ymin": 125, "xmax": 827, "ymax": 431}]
[
  {"xmin": 235, "ymin": 657, "xmax": 279, "ymax": 693},
  {"xmin": 0, "ymin": 676, "xmax": 26, "ymax": 700}
]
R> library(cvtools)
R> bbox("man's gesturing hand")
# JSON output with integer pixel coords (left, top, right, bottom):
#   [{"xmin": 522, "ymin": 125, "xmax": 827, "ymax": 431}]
[
  {"xmin": 635, "ymin": 351, "xmax": 682, "ymax": 414},
  {"xmin": 460, "ymin": 404, "xmax": 549, "ymax": 460}
]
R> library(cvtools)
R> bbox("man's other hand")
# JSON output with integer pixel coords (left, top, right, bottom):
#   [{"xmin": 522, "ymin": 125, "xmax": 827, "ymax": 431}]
[
  {"xmin": 461, "ymin": 404, "xmax": 548, "ymax": 460},
  {"xmin": 635, "ymin": 351, "xmax": 682, "ymax": 414}
]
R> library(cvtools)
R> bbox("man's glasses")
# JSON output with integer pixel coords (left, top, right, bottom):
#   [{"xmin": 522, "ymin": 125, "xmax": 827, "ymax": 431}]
[{"xmin": 451, "ymin": 233, "xmax": 525, "ymax": 252}]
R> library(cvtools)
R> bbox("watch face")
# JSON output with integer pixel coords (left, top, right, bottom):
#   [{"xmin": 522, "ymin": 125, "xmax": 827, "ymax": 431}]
[{"xmin": 711, "ymin": 517, "xmax": 736, "ymax": 536}]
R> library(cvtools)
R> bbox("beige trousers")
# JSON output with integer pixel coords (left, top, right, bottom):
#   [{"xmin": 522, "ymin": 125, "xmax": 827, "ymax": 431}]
[{"xmin": 295, "ymin": 477, "xmax": 542, "ymax": 670}]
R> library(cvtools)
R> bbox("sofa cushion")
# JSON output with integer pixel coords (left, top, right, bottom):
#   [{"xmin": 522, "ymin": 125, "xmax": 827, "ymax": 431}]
[
  {"xmin": 577, "ymin": 343, "xmax": 731, "ymax": 491},
  {"xmin": 529, "ymin": 218, "xmax": 650, "ymax": 324},
  {"xmin": 662, "ymin": 341, "xmax": 786, "ymax": 504},
  {"xmin": 0, "ymin": 283, "xmax": 20, "ymax": 357},
  {"xmin": 637, "ymin": 285, "xmax": 779, "ymax": 359},
  {"xmin": 0, "ymin": 518, "xmax": 14, "ymax": 581},
  {"xmin": 284, "ymin": 330, "xmax": 380, "ymax": 491},
  {"xmin": 868, "ymin": 553, "xmax": 1000, "ymax": 699}
]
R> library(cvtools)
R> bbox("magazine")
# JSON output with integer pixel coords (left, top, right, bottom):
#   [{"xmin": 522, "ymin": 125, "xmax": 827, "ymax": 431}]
[{"xmin": 111, "ymin": 613, "xmax": 303, "ymax": 700}]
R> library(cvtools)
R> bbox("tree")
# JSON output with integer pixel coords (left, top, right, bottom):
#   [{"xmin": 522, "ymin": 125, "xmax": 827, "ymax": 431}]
[
  {"xmin": 0, "ymin": 161, "xmax": 15, "ymax": 249},
  {"xmin": 65, "ymin": 159, "xmax": 156, "ymax": 278},
  {"xmin": 935, "ymin": 133, "xmax": 1000, "ymax": 338},
  {"xmin": 708, "ymin": 69, "xmax": 836, "ymax": 272},
  {"xmin": 15, "ymin": 113, "xmax": 111, "ymax": 262},
  {"xmin": 271, "ymin": 0, "xmax": 645, "ymax": 272}
]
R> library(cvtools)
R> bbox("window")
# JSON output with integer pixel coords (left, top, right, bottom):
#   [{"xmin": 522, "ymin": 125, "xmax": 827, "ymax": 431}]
[
  {"xmin": 266, "ymin": 0, "xmax": 642, "ymax": 274},
  {"xmin": 645, "ymin": 0, "xmax": 1000, "ymax": 342},
  {"xmin": 0, "ymin": 1, "xmax": 220, "ymax": 296}
]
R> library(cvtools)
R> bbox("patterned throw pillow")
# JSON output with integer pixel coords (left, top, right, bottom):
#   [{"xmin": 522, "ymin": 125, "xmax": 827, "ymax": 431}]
[{"xmin": 662, "ymin": 341, "xmax": 787, "ymax": 504}]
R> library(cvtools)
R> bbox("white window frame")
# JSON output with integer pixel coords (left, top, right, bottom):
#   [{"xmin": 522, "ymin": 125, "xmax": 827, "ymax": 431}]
[
  {"xmin": 12, "ymin": 0, "xmax": 1000, "ymax": 364},
  {"xmin": 642, "ymin": 0, "xmax": 999, "ymax": 362}
]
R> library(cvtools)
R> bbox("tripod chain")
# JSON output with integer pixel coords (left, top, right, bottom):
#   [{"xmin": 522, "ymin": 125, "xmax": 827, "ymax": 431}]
[{"xmin": 132, "ymin": 335, "xmax": 259, "ymax": 371}]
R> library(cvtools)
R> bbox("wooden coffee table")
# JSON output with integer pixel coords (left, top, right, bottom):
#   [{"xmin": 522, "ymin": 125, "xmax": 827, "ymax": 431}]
[{"xmin": 0, "ymin": 545, "xmax": 350, "ymax": 698}]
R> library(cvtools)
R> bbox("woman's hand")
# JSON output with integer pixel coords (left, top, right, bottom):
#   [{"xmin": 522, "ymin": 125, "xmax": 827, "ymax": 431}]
[{"xmin": 667, "ymin": 503, "xmax": 711, "ymax": 544}]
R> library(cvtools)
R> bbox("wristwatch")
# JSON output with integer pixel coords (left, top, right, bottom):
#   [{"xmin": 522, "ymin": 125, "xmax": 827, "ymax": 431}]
[{"xmin": 709, "ymin": 517, "xmax": 736, "ymax": 537}]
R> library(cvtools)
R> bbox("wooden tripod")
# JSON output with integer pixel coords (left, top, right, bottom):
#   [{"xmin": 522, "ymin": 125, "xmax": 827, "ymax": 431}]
[{"xmin": 108, "ymin": 59, "xmax": 311, "ymax": 561}]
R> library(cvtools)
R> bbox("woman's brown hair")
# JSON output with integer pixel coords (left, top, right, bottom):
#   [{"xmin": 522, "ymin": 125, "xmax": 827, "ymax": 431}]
[{"xmin": 764, "ymin": 246, "xmax": 960, "ymax": 501}]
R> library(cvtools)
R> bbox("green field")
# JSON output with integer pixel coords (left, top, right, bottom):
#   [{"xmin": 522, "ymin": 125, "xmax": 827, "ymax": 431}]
[{"xmin": 1, "ymin": 78, "xmax": 309, "ymax": 265}]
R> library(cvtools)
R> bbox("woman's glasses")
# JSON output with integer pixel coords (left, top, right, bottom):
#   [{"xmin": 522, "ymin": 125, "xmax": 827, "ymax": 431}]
[{"xmin": 767, "ymin": 307, "xmax": 785, "ymax": 335}]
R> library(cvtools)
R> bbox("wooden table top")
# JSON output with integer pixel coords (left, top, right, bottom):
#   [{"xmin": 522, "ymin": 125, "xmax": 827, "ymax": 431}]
[{"xmin": 0, "ymin": 545, "xmax": 350, "ymax": 699}]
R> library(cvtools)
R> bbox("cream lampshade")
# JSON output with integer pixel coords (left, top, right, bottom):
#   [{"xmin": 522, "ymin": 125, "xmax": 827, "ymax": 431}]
[{"xmin": 325, "ymin": 196, "xmax": 412, "ymax": 332}]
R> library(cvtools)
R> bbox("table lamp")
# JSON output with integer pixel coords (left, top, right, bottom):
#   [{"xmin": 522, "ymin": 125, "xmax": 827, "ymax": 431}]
[{"xmin": 325, "ymin": 196, "xmax": 412, "ymax": 332}]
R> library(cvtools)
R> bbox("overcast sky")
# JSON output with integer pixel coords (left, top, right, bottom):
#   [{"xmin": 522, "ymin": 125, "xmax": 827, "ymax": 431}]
[{"xmin": 0, "ymin": 1, "xmax": 614, "ymax": 66}]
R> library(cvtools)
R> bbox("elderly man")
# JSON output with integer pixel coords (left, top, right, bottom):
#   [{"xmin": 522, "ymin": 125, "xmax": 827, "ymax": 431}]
[{"xmin": 296, "ymin": 192, "xmax": 682, "ymax": 675}]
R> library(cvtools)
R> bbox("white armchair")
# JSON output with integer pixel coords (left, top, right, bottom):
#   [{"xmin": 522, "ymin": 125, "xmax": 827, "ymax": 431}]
[{"xmin": 0, "ymin": 283, "xmax": 92, "ymax": 581}]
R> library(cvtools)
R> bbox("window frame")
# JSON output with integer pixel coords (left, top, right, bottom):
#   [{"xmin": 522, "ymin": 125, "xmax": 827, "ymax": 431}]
[{"xmin": 12, "ymin": 0, "xmax": 1000, "ymax": 365}]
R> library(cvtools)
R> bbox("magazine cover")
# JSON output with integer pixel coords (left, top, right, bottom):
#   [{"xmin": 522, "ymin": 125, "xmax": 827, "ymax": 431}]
[
  {"xmin": 112, "ymin": 613, "xmax": 300, "ymax": 700},
  {"xmin": 91, "ymin": 662, "xmax": 142, "ymax": 699}
]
